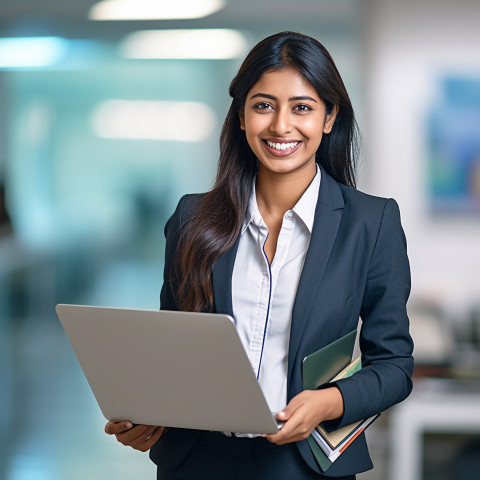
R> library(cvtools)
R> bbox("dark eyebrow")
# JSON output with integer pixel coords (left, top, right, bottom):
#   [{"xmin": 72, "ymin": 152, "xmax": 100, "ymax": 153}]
[
  {"xmin": 249, "ymin": 93, "xmax": 318, "ymax": 103},
  {"xmin": 290, "ymin": 95, "xmax": 318, "ymax": 103}
]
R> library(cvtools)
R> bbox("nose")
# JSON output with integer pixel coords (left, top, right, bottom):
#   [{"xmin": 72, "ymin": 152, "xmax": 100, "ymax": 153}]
[{"xmin": 270, "ymin": 107, "xmax": 292, "ymax": 135}]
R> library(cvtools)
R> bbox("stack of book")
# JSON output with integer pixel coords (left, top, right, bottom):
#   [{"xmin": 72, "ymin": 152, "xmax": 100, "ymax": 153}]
[
  {"xmin": 310, "ymin": 356, "xmax": 378, "ymax": 462},
  {"xmin": 302, "ymin": 330, "xmax": 379, "ymax": 471}
]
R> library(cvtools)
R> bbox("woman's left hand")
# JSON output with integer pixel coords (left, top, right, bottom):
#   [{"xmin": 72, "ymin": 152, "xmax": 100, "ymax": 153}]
[{"xmin": 265, "ymin": 387, "xmax": 344, "ymax": 445}]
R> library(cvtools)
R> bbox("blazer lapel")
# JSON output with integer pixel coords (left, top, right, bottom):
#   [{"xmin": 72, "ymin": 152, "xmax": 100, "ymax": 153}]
[{"xmin": 287, "ymin": 168, "xmax": 345, "ymax": 384}]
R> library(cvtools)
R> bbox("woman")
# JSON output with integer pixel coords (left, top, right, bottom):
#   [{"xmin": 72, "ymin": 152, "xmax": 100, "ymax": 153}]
[{"xmin": 105, "ymin": 31, "xmax": 414, "ymax": 479}]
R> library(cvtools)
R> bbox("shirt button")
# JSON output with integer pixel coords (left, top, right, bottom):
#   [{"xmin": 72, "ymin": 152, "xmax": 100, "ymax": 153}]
[{"xmin": 285, "ymin": 211, "xmax": 293, "ymax": 219}]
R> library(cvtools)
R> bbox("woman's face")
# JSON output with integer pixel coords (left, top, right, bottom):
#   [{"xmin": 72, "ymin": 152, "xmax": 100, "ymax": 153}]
[{"xmin": 239, "ymin": 66, "xmax": 337, "ymax": 178}]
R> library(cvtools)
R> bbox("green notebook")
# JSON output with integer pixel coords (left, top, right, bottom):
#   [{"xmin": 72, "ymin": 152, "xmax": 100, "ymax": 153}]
[{"xmin": 302, "ymin": 329, "xmax": 358, "ymax": 472}]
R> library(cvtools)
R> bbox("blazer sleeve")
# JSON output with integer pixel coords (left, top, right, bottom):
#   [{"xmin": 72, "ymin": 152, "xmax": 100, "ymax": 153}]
[
  {"xmin": 332, "ymin": 198, "xmax": 414, "ymax": 427},
  {"xmin": 160, "ymin": 195, "xmax": 188, "ymax": 311}
]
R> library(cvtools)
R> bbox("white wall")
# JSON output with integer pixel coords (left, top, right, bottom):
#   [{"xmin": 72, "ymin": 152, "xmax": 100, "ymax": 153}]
[{"xmin": 362, "ymin": 0, "xmax": 480, "ymax": 319}]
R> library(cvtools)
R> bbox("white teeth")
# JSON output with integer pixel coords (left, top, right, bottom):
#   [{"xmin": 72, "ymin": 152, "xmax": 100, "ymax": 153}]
[{"xmin": 266, "ymin": 140, "xmax": 299, "ymax": 150}]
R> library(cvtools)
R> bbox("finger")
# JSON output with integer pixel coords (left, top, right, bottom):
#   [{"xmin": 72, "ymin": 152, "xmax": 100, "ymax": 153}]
[
  {"xmin": 266, "ymin": 402, "xmax": 301, "ymax": 443},
  {"xmin": 105, "ymin": 421, "xmax": 113, "ymax": 434},
  {"xmin": 131, "ymin": 425, "xmax": 158, "ymax": 442},
  {"xmin": 105, "ymin": 421, "xmax": 133, "ymax": 435},
  {"xmin": 266, "ymin": 419, "xmax": 295, "ymax": 444},
  {"xmin": 267, "ymin": 410, "xmax": 310, "ymax": 445},
  {"xmin": 116, "ymin": 424, "xmax": 152, "ymax": 445},
  {"xmin": 129, "ymin": 426, "xmax": 165, "ymax": 452},
  {"xmin": 144, "ymin": 426, "xmax": 165, "ymax": 447},
  {"xmin": 277, "ymin": 392, "xmax": 307, "ymax": 421},
  {"xmin": 275, "ymin": 410, "xmax": 290, "ymax": 422},
  {"xmin": 267, "ymin": 429, "xmax": 302, "ymax": 445}
]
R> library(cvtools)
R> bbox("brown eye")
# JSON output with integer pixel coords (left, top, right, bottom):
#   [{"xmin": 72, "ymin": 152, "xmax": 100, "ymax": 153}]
[
  {"xmin": 254, "ymin": 102, "xmax": 273, "ymax": 111},
  {"xmin": 293, "ymin": 104, "xmax": 312, "ymax": 113}
]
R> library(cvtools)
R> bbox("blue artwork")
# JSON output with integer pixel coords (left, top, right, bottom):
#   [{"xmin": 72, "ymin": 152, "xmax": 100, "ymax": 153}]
[{"xmin": 428, "ymin": 78, "xmax": 480, "ymax": 214}]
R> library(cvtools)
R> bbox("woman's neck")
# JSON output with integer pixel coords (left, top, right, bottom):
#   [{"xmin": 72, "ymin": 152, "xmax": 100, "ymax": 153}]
[{"xmin": 255, "ymin": 163, "xmax": 317, "ymax": 219}]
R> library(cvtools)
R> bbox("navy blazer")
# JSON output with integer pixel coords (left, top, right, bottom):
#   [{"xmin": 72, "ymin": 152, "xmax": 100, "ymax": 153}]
[{"xmin": 150, "ymin": 167, "xmax": 414, "ymax": 477}]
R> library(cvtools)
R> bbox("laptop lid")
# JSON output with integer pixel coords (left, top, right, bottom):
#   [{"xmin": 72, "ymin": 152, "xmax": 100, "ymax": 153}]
[{"xmin": 56, "ymin": 304, "xmax": 279, "ymax": 434}]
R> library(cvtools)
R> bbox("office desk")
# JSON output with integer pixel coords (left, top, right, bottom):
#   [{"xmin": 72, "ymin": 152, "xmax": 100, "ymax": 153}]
[{"xmin": 389, "ymin": 378, "xmax": 480, "ymax": 480}]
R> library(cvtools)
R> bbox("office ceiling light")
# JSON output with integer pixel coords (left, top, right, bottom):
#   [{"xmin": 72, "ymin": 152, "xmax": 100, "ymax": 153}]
[
  {"xmin": 120, "ymin": 29, "xmax": 247, "ymax": 59},
  {"xmin": 90, "ymin": 99, "xmax": 216, "ymax": 142},
  {"xmin": 89, "ymin": 0, "xmax": 225, "ymax": 21},
  {"xmin": 0, "ymin": 37, "xmax": 67, "ymax": 68}
]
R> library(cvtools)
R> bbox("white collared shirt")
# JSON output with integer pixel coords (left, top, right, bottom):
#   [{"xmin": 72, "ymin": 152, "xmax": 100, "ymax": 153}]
[{"xmin": 231, "ymin": 166, "xmax": 321, "ymax": 415}]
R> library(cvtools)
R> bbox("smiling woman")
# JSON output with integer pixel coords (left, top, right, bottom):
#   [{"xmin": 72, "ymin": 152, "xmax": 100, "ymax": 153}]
[
  {"xmin": 239, "ymin": 67, "xmax": 338, "ymax": 177},
  {"xmin": 105, "ymin": 31, "xmax": 413, "ymax": 480}
]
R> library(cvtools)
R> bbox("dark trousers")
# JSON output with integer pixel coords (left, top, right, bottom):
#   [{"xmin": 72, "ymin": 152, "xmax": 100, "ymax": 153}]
[{"xmin": 156, "ymin": 432, "xmax": 356, "ymax": 480}]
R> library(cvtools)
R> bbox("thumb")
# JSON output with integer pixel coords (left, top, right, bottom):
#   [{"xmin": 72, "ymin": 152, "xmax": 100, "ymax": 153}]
[
  {"xmin": 276, "ymin": 393, "xmax": 305, "ymax": 422},
  {"xmin": 276, "ymin": 406, "xmax": 293, "ymax": 422}
]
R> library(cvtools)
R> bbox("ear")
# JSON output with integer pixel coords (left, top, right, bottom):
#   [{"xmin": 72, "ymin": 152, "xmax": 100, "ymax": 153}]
[
  {"xmin": 323, "ymin": 104, "xmax": 339, "ymax": 134},
  {"xmin": 239, "ymin": 111, "xmax": 245, "ymax": 131}
]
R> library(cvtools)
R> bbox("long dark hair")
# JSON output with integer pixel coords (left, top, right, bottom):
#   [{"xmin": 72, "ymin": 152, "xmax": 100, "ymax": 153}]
[{"xmin": 174, "ymin": 31, "xmax": 359, "ymax": 312}]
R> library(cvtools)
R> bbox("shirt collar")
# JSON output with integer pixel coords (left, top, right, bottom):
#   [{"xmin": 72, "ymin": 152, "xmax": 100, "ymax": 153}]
[
  {"xmin": 241, "ymin": 181, "xmax": 263, "ymax": 234},
  {"xmin": 241, "ymin": 164, "xmax": 321, "ymax": 235}
]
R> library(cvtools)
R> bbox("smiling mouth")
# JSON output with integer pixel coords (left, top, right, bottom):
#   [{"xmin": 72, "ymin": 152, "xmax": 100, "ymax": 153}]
[{"xmin": 264, "ymin": 140, "xmax": 301, "ymax": 151}]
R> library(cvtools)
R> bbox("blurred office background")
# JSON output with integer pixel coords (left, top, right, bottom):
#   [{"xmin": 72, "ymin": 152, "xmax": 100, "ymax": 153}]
[{"xmin": 1, "ymin": 0, "xmax": 479, "ymax": 479}]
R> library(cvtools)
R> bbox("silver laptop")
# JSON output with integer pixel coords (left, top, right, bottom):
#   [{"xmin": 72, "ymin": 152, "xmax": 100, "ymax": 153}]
[{"xmin": 56, "ymin": 304, "xmax": 280, "ymax": 434}]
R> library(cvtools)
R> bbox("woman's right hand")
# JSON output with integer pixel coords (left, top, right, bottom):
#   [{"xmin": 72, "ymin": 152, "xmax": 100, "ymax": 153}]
[{"xmin": 105, "ymin": 421, "xmax": 165, "ymax": 452}]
